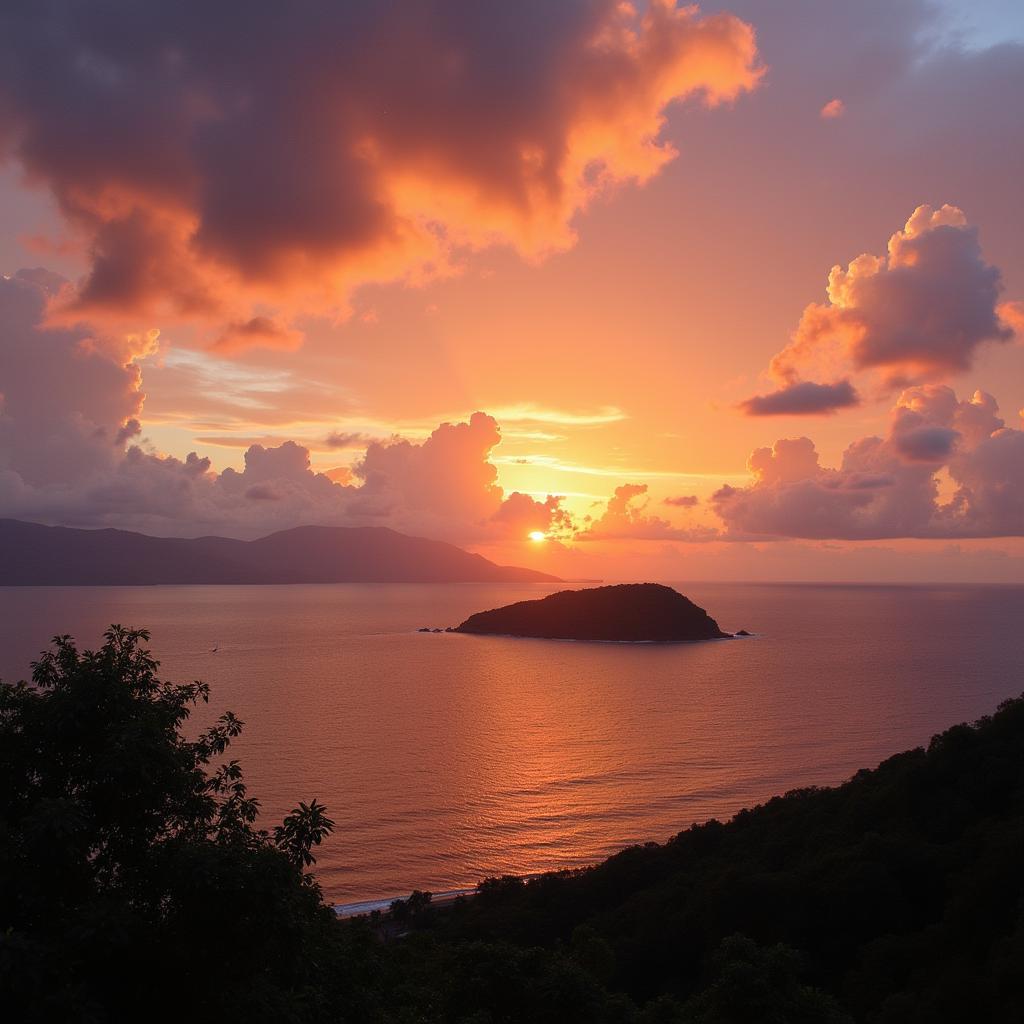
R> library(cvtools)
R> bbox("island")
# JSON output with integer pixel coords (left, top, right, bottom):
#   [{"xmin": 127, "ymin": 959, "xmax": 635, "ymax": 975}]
[{"xmin": 452, "ymin": 582, "xmax": 731, "ymax": 642}]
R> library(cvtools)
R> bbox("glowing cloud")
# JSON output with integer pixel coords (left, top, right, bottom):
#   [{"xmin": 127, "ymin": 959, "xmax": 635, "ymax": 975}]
[
  {"xmin": 211, "ymin": 317, "xmax": 303, "ymax": 355},
  {"xmin": 578, "ymin": 483, "xmax": 714, "ymax": 541},
  {"xmin": 485, "ymin": 404, "xmax": 628, "ymax": 426},
  {"xmin": 0, "ymin": 270, "xmax": 150, "ymax": 492},
  {"xmin": 0, "ymin": 283, "xmax": 575, "ymax": 542},
  {"xmin": 1000, "ymin": 301, "xmax": 1024, "ymax": 338},
  {"xmin": 740, "ymin": 206, "xmax": 1019, "ymax": 417},
  {"xmin": 714, "ymin": 386, "xmax": 1024, "ymax": 539},
  {"xmin": 769, "ymin": 205, "xmax": 1013, "ymax": 387},
  {"xmin": 0, "ymin": 1, "xmax": 762, "ymax": 342}
]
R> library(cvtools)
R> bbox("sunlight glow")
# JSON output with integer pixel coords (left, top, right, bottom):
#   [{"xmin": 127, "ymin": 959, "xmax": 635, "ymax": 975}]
[{"xmin": 528, "ymin": 531, "xmax": 547, "ymax": 542}]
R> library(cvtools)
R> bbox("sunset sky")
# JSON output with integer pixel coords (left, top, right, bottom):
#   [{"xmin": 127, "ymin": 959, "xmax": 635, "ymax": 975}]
[{"xmin": 1, "ymin": 0, "xmax": 1023, "ymax": 581}]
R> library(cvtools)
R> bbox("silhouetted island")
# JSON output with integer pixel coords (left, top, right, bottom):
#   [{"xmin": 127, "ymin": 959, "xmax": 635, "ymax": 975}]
[
  {"xmin": 0, "ymin": 519, "xmax": 560, "ymax": 585},
  {"xmin": 453, "ymin": 582, "xmax": 730, "ymax": 642}
]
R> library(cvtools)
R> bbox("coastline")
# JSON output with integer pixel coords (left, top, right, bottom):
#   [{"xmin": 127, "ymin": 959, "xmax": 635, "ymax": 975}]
[{"xmin": 334, "ymin": 885, "xmax": 477, "ymax": 919}]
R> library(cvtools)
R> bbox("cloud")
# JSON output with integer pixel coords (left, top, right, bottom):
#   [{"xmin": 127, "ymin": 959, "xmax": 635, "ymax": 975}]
[
  {"xmin": 5, "ymin": 271, "xmax": 1020, "ymax": 550},
  {"xmin": 577, "ymin": 483, "xmax": 716, "ymax": 540},
  {"xmin": 324, "ymin": 431, "xmax": 374, "ymax": 451},
  {"xmin": 766, "ymin": 205, "xmax": 1014, "ymax": 388},
  {"xmin": 892, "ymin": 424, "xmax": 959, "ymax": 463},
  {"xmin": 194, "ymin": 435, "xmax": 312, "ymax": 450},
  {"xmin": 739, "ymin": 378, "xmax": 859, "ymax": 416},
  {"xmin": 322, "ymin": 466, "xmax": 355, "ymax": 487},
  {"xmin": 0, "ymin": 269, "xmax": 580, "ymax": 540},
  {"xmin": 663, "ymin": 494, "xmax": 699, "ymax": 507},
  {"xmin": 820, "ymin": 98, "xmax": 845, "ymax": 119},
  {"xmin": 713, "ymin": 385, "xmax": 1024, "ymax": 539},
  {"xmin": 489, "ymin": 491, "xmax": 572, "ymax": 538},
  {"xmin": 349, "ymin": 412, "xmax": 503, "ymax": 522},
  {"xmin": 243, "ymin": 483, "xmax": 281, "ymax": 502},
  {"xmin": 343, "ymin": 413, "xmax": 575, "ymax": 539},
  {"xmin": 491, "ymin": 453, "xmax": 682, "ymax": 479},
  {"xmin": 0, "ymin": 269, "xmax": 150, "ymax": 493},
  {"xmin": 485, "ymin": 403, "xmax": 628, "ymax": 426},
  {"xmin": 6, "ymin": 408, "xmax": 573, "ymax": 542},
  {"xmin": 113, "ymin": 418, "xmax": 142, "ymax": 445},
  {"xmin": 1000, "ymin": 300, "xmax": 1024, "ymax": 338},
  {"xmin": 0, "ymin": 1, "xmax": 761, "ymax": 335},
  {"xmin": 211, "ymin": 317, "xmax": 302, "ymax": 355}
]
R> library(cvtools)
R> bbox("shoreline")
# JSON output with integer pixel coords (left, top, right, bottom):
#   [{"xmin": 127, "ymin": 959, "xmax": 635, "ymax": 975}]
[
  {"xmin": 334, "ymin": 885, "xmax": 478, "ymax": 919},
  {"xmin": 333, "ymin": 869, "xmax": 564, "ymax": 919}
]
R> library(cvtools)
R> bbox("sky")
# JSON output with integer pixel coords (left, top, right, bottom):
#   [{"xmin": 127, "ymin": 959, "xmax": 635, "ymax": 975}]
[{"xmin": 0, "ymin": 0, "xmax": 1022, "ymax": 582}]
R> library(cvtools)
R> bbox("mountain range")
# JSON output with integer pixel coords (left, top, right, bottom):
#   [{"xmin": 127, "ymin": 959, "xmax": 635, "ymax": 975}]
[{"xmin": 0, "ymin": 519, "xmax": 561, "ymax": 585}]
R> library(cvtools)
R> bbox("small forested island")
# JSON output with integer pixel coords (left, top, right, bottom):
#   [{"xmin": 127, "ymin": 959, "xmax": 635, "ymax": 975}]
[{"xmin": 453, "ymin": 583, "xmax": 731, "ymax": 642}]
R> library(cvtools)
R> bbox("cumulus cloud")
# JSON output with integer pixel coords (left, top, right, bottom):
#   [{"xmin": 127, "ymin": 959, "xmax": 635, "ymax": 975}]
[
  {"xmin": 342, "ymin": 413, "xmax": 573, "ymax": 538},
  {"xmin": 892, "ymin": 424, "xmax": 959, "ymax": 463},
  {"xmin": 0, "ymin": 269, "xmax": 150, "ymax": 493},
  {"xmin": 0, "ymin": 276, "xmax": 573, "ymax": 540},
  {"xmin": 663, "ymin": 494, "xmax": 699, "ymax": 507},
  {"xmin": 578, "ymin": 483, "xmax": 715, "ymax": 540},
  {"xmin": 490, "ymin": 491, "xmax": 572, "ymax": 539},
  {"xmin": 1000, "ymin": 301, "xmax": 1024, "ymax": 338},
  {"xmin": 820, "ymin": 98, "xmax": 845, "ymax": 119},
  {"xmin": 0, "ymin": 0, "xmax": 761, "ymax": 340},
  {"xmin": 349, "ymin": 412, "xmax": 503, "ymax": 522},
  {"xmin": 713, "ymin": 385, "xmax": 1024, "ymax": 539},
  {"xmin": 5, "ymin": 409, "xmax": 571, "ymax": 540},
  {"xmin": 769, "ymin": 205, "xmax": 1014, "ymax": 387},
  {"xmin": 739, "ymin": 206, "xmax": 1020, "ymax": 417},
  {"xmin": 739, "ymin": 379, "xmax": 859, "ymax": 416}
]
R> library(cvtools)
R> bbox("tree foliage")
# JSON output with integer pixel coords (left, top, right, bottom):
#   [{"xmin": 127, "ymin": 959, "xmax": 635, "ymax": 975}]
[
  {"xmin": 398, "ymin": 693, "xmax": 1024, "ymax": 1023},
  {"xmin": 0, "ymin": 627, "xmax": 349, "ymax": 1023}
]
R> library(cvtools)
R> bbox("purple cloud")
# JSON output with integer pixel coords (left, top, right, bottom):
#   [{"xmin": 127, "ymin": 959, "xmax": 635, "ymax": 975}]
[{"xmin": 740, "ymin": 379, "xmax": 860, "ymax": 416}]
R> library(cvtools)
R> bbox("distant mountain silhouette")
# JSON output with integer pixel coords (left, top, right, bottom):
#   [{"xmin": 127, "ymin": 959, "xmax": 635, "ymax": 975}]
[
  {"xmin": 454, "ymin": 582, "xmax": 730, "ymax": 641},
  {"xmin": 0, "ymin": 520, "xmax": 561, "ymax": 585}
]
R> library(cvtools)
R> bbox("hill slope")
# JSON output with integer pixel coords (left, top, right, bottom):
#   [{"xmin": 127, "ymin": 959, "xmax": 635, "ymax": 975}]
[
  {"xmin": 0, "ymin": 519, "xmax": 560, "ymax": 585},
  {"xmin": 384, "ymin": 696, "xmax": 1024, "ymax": 1022}
]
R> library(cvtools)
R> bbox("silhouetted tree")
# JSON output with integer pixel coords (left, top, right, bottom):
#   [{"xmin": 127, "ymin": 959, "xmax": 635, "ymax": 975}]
[
  {"xmin": 678, "ymin": 935, "xmax": 851, "ymax": 1023},
  {"xmin": 0, "ymin": 627, "xmax": 349, "ymax": 1023},
  {"xmin": 407, "ymin": 697, "xmax": 1024, "ymax": 1023}
]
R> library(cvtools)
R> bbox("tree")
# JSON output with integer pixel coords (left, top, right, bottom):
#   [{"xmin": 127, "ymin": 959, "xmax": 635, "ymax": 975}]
[
  {"xmin": 0, "ymin": 626, "xmax": 352, "ymax": 1023},
  {"xmin": 679, "ymin": 935, "xmax": 851, "ymax": 1024}
]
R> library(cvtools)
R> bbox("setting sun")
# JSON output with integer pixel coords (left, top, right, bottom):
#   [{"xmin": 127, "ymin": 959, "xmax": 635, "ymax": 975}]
[{"xmin": 528, "ymin": 531, "xmax": 546, "ymax": 542}]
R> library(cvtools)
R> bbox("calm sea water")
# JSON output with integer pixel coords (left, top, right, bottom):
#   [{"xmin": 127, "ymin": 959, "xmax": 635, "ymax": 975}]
[{"xmin": 1, "ymin": 582, "xmax": 1021, "ymax": 903}]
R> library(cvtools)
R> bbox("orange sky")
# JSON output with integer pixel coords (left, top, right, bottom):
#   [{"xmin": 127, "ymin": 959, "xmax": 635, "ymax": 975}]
[{"xmin": 1, "ymin": 1, "xmax": 1022, "ymax": 581}]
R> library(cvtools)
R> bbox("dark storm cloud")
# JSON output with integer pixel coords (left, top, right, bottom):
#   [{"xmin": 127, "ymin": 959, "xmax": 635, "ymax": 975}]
[{"xmin": 0, "ymin": 0, "xmax": 761, "ymax": 339}]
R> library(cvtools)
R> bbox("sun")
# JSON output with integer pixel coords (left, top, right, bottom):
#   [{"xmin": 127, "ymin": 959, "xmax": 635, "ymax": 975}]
[{"xmin": 528, "ymin": 531, "xmax": 547, "ymax": 542}]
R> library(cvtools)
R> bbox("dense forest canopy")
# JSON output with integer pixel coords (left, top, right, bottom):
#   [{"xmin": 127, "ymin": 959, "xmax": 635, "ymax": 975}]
[{"xmin": 2, "ymin": 628, "xmax": 1021, "ymax": 1022}]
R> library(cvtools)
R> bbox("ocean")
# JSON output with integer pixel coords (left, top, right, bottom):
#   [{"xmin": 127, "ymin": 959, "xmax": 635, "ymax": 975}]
[{"xmin": 1, "ymin": 581, "xmax": 1021, "ymax": 904}]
